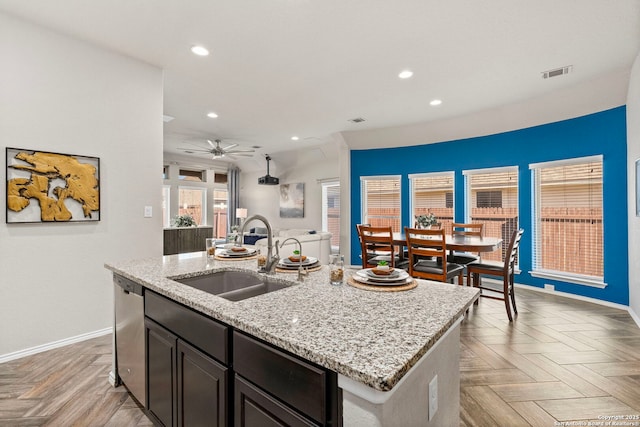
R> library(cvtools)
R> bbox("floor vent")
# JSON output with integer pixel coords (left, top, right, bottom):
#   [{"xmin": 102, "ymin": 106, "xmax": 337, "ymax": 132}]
[{"xmin": 542, "ymin": 65, "xmax": 572, "ymax": 79}]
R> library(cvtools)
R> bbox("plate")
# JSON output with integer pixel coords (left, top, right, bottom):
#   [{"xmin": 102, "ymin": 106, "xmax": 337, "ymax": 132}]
[
  {"xmin": 277, "ymin": 261, "xmax": 319, "ymax": 270},
  {"xmin": 351, "ymin": 273, "xmax": 414, "ymax": 287},
  {"xmin": 218, "ymin": 247, "xmax": 257, "ymax": 257},
  {"xmin": 366, "ymin": 269, "xmax": 401, "ymax": 279},
  {"xmin": 356, "ymin": 268, "xmax": 409, "ymax": 283},
  {"xmin": 281, "ymin": 256, "xmax": 318, "ymax": 266}
]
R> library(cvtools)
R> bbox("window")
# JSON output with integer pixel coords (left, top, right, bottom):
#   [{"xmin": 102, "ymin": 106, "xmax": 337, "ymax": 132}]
[
  {"xmin": 212, "ymin": 189, "xmax": 228, "ymax": 239},
  {"xmin": 214, "ymin": 172, "xmax": 228, "ymax": 184},
  {"xmin": 162, "ymin": 185, "xmax": 170, "ymax": 227},
  {"xmin": 322, "ymin": 181, "xmax": 340, "ymax": 252},
  {"xmin": 178, "ymin": 187, "xmax": 206, "ymax": 225},
  {"xmin": 361, "ymin": 176, "xmax": 401, "ymax": 232},
  {"xmin": 179, "ymin": 169, "xmax": 205, "ymax": 182},
  {"xmin": 464, "ymin": 167, "xmax": 518, "ymax": 262},
  {"xmin": 163, "ymin": 165, "xmax": 169, "ymax": 180},
  {"xmin": 409, "ymin": 172, "xmax": 454, "ymax": 234},
  {"xmin": 530, "ymin": 155, "xmax": 604, "ymax": 286}
]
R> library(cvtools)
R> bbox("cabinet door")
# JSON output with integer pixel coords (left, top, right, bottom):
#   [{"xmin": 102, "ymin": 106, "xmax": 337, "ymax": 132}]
[
  {"xmin": 146, "ymin": 318, "xmax": 177, "ymax": 427},
  {"xmin": 235, "ymin": 376, "xmax": 318, "ymax": 427},
  {"xmin": 178, "ymin": 340, "xmax": 228, "ymax": 427}
]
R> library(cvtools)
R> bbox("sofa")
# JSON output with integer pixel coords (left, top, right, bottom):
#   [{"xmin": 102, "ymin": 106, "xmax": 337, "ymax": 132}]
[{"xmin": 254, "ymin": 228, "xmax": 332, "ymax": 265}]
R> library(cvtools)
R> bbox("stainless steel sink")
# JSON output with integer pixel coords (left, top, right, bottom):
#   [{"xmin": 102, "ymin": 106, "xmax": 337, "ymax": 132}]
[{"xmin": 173, "ymin": 270, "xmax": 291, "ymax": 301}]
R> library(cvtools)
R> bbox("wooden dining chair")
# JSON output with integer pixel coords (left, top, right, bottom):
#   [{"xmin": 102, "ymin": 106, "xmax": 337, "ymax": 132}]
[
  {"xmin": 404, "ymin": 227, "xmax": 464, "ymax": 284},
  {"xmin": 466, "ymin": 228, "xmax": 524, "ymax": 322},
  {"xmin": 358, "ymin": 225, "xmax": 398, "ymax": 268},
  {"xmin": 449, "ymin": 222, "xmax": 484, "ymax": 265}
]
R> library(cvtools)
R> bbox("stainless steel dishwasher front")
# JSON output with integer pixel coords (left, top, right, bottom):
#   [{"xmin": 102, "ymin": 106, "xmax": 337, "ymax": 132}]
[{"xmin": 114, "ymin": 274, "xmax": 146, "ymax": 407}]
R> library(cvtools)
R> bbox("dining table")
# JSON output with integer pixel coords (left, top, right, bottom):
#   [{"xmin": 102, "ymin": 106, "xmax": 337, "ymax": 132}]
[{"xmin": 392, "ymin": 232, "xmax": 502, "ymax": 261}]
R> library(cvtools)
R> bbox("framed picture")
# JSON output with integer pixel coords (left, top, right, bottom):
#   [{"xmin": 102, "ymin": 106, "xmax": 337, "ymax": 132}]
[
  {"xmin": 279, "ymin": 183, "xmax": 304, "ymax": 218},
  {"xmin": 636, "ymin": 159, "xmax": 640, "ymax": 217},
  {"xmin": 6, "ymin": 147, "xmax": 100, "ymax": 223}
]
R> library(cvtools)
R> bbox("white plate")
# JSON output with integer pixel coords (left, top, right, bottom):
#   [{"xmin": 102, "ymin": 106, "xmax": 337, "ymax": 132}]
[
  {"xmin": 281, "ymin": 256, "xmax": 318, "ymax": 266},
  {"xmin": 351, "ymin": 273, "xmax": 414, "ymax": 286},
  {"xmin": 365, "ymin": 269, "xmax": 402, "ymax": 279},
  {"xmin": 356, "ymin": 268, "xmax": 409, "ymax": 282},
  {"xmin": 218, "ymin": 247, "xmax": 257, "ymax": 257},
  {"xmin": 277, "ymin": 261, "xmax": 319, "ymax": 270}
]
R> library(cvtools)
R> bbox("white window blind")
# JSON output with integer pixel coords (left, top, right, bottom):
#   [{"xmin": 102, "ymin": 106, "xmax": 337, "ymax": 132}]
[
  {"xmin": 409, "ymin": 172, "xmax": 454, "ymax": 234},
  {"xmin": 463, "ymin": 167, "xmax": 518, "ymax": 262},
  {"xmin": 360, "ymin": 176, "xmax": 401, "ymax": 232},
  {"xmin": 322, "ymin": 182, "xmax": 341, "ymax": 251},
  {"xmin": 530, "ymin": 156, "xmax": 604, "ymax": 286}
]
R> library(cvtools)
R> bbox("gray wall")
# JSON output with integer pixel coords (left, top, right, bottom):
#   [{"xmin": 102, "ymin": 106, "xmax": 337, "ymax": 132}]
[{"xmin": 0, "ymin": 13, "xmax": 163, "ymax": 357}]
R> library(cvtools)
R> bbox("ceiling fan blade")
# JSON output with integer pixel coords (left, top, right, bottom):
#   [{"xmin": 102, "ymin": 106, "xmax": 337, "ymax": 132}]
[
  {"xmin": 177, "ymin": 147, "xmax": 214, "ymax": 153},
  {"xmin": 207, "ymin": 139, "xmax": 216, "ymax": 148},
  {"xmin": 226, "ymin": 149, "xmax": 255, "ymax": 154},
  {"xmin": 223, "ymin": 143, "xmax": 239, "ymax": 150}
]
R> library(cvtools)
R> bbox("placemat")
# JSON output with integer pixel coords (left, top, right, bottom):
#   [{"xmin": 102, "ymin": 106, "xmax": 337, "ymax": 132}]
[
  {"xmin": 214, "ymin": 254, "xmax": 258, "ymax": 261},
  {"xmin": 347, "ymin": 276, "xmax": 418, "ymax": 292},
  {"xmin": 275, "ymin": 264, "xmax": 323, "ymax": 274}
]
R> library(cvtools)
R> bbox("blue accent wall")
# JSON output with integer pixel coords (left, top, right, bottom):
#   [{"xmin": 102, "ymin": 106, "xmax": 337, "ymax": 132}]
[{"xmin": 350, "ymin": 107, "xmax": 629, "ymax": 305}]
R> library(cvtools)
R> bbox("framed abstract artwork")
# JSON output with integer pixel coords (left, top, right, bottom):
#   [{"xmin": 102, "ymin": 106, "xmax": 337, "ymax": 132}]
[
  {"xmin": 6, "ymin": 147, "xmax": 100, "ymax": 223},
  {"xmin": 279, "ymin": 182, "xmax": 304, "ymax": 218}
]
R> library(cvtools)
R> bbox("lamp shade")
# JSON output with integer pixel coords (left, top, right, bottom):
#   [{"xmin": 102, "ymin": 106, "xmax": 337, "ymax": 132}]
[{"xmin": 236, "ymin": 208, "xmax": 248, "ymax": 218}]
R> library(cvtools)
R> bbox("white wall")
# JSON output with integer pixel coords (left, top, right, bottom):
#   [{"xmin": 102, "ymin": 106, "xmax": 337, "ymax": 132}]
[
  {"xmin": 0, "ymin": 13, "xmax": 163, "ymax": 356},
  {"xmin": 628, "ymin": 50, "xmax": 640, "ymax": 323},
  {"xmin": 239, "ymin": 144, "xmax": 339, "ymax": 233}
]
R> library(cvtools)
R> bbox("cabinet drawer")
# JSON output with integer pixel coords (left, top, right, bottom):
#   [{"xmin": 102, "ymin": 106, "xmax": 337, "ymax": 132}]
[
  {"xmin": 233, "ymin": 331, "xmax": 326, "ymax": 424},
  {"xmin": 145, "ymin": 290, "xmax": 229, "ymax": 364}
]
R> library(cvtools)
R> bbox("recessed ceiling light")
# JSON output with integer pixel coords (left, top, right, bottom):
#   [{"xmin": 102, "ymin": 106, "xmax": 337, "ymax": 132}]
[
  {"xmin": 398, "ymin": 70, "xmax": 413, "ymax": 79},
  {"xmin": 207, "ymin": 112, "xmax": 218, "ymax": 118},
  {"xmin": 430, "ymin": 99, "xmax": 442, "ymax": 106},
  {"xmin": 291, "ymin": 136, "xmax": 299, "ymax": 141},
  {"xmin": 191, "ymin": 45, "xmax": 209, "ymax": 56}
]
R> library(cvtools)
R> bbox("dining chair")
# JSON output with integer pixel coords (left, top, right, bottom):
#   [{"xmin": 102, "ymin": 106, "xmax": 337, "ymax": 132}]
[
  {"xmin": 466, "ymin": 228, "xmax": 524, "ymax": 322},
  {"xmin": 358, "ymin": 225, "xmax": 398, "ymax": 268},
  {"xmin": 449, "ymin": 222, "xmax": 484, "ymax": 265},
  {"xmin": 404, "ymin": 227, "xmax": 464, "ymax": 284}
]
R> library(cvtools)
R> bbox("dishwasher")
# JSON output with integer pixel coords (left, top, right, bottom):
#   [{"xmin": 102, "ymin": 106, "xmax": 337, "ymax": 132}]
[{"xmin": 114, "ymin": 274, "xmax": 146, "ymax": 407}]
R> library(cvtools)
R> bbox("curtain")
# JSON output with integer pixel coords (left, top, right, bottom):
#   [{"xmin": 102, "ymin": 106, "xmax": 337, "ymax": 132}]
[{"xmin": 227, "ymin": 167, "xmax": 240, "ymax": 232}]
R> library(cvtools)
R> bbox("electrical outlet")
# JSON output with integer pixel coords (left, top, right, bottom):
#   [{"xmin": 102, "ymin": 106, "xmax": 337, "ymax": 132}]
[
  {"xmin": 429, "ymin": 375, "xmax": 438, "ymax": 421},
  {"xmin": 144, "ymin": 206, "xmax": 153, "ymax": 218},
  {"xmin": 544, "ymin": 284, "xmax": 555, "ymax": 291}
]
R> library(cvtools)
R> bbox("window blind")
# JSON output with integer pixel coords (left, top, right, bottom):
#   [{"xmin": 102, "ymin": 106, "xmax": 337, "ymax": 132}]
[
  {"xmin": 322, "ymin": 182, "xmax": 341, "ymax": 250},
  {"xmin": 464, "ymin": 167, "xmax": 518, "ymax": 262},
  {"xmin": 360, "ymin": 176, "xmax": 401, "ymax": 232},
  {"xmin": 530, "ymin": 156, "xmax": 603, "ymax": 283},
  {"xmin": 409, "ymin": 172, "xmax": 454, "ymax": 233}
]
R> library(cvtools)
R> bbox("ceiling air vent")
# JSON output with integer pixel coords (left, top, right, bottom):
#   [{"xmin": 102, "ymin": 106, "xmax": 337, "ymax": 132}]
[
  {"xmin": 542, "ymin": 65, "xmax": 572, "ymax": 79},
  {"xmin": 349, "ymin": 117, "xmax": 366, "ymax": 123}
]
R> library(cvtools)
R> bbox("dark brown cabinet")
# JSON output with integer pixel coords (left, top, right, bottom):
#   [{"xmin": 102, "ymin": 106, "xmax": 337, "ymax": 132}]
[
  {"xmin": 163, "ymin": 227, "xmax": 213, "ymax": 255},
  {"xmin": 145, "ymin": 291, "xmax": 229, "ymax": 427},
  {"xmin": 234, "ymin": 332, "xmax": 341, "ymax": 427},
  {"xmin": 235, "ymin": 376, "xmax": 317, "ymax": 427},
  {"xmin": 144, "ymin": 291, "xmax": 340, "ymax": 427}
]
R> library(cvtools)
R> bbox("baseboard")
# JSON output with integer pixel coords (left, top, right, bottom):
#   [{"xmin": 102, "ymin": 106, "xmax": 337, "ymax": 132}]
[
  {"xmin": 0, "ymin": 327, "xmax": 112, "ymax": 364},
  {"xmin": 629, "ymin": 306, "xmax": 640, "ymax": 329},
  {"xmin": 514, "ymin": 282, "xmax": 630, "ymax": 311}
]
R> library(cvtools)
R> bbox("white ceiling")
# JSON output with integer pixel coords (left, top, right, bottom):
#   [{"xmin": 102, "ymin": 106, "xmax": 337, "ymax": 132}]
[{"xmin": 1, "ymin": 0, "xmax": 638, "ymax": 170}]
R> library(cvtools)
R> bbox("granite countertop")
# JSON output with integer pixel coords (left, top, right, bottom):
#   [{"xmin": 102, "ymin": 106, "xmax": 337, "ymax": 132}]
[{"xmin": 105, "ymin": 252, "xmax": 479, "ymax": 391}]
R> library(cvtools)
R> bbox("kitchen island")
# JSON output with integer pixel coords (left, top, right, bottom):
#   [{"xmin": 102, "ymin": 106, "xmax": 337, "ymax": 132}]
[{"xmin": 106, "ymin": 251, "xmax": 479, "ymax": 426}]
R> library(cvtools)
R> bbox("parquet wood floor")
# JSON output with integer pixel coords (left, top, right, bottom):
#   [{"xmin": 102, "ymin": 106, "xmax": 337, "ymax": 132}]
[
  {"xmin": 0, "ymin": 288, "xmax": 639, "ymax": 426},
  {"xmin": 460, "ymin": 288, "xmax": 640, "ymax": 426}
]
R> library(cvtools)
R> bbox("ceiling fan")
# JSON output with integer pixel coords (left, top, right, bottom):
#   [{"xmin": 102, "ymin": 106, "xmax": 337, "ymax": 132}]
[{"xmin": 178, "ymin": 139, "xmax": 255, "ymax": 159}]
